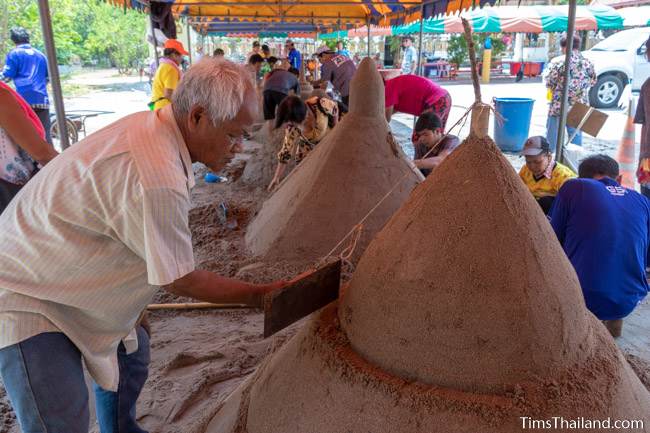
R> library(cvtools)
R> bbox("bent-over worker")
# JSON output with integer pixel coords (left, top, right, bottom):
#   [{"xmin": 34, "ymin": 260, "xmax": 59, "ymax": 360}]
[
  {"xmin": 0, "ymin": 58, "xmax": 285, "ymax": 433},
  {"xmin": 550, "ymin": 155, "xmax": 650, "ymax": 338},
  {"xmin": 384, "ymin": 74, "xmax": 451, "ymax": 126},
  {"xmin": 312, "ymin": 45, "xmax": 356, "ymax": 108}
]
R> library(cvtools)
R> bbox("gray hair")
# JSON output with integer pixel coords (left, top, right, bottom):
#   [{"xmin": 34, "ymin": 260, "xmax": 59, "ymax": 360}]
[{"xmin": 172, "ymin": 58, "xmax": 255, "ymax": 126}]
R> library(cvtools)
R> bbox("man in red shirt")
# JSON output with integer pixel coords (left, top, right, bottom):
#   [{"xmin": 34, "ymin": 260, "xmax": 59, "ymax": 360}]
[{"xmin": 384, "ymin": 74, "xmax": 451, "ymax": 127}]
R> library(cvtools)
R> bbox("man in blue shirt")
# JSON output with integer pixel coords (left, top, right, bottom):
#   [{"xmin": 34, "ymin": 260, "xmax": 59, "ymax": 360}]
[
  {"xmin": 285, "ymin": 39, "xmax": 301, "ymax": 71},
  {"xmin": 2, "ymin": 27, "xmax": 51, "ymax": 142},
  {"xmin": 550, "ymin": 155, "xmax": 650, "ymax": 338}
]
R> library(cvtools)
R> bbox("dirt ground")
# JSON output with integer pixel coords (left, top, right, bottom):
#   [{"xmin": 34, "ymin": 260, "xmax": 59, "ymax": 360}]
[{"xmin": 1, "ymin": 132, "xmax": 649, "ymax": 433}]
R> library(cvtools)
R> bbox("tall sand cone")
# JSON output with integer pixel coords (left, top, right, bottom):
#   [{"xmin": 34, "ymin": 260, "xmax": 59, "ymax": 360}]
[
  {"xmin": 617, "ymin": 101, "xmax": 637, "ymax": 189},
  {"xmin": 206, "ymin": 135, "xmax": 650, "ymax": 433},
  {"xmin": 244, "ymin": 58, "xmax": 422, "ymax": 264}
]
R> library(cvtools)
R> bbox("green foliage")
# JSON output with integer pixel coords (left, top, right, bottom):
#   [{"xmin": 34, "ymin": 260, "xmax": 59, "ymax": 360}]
[
  {"xmin": 447, "ymin": 33, "xmax": 506, "ymax": 67},
  {"xmin": 0, "ymin": 0, "xmax": 147, "ymax": 69}
]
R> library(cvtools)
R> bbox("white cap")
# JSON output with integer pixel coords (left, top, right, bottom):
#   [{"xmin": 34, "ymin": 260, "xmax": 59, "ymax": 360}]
[{"xmin": 316, "ymin": 45, "xmax": 334, "ymax": 56}]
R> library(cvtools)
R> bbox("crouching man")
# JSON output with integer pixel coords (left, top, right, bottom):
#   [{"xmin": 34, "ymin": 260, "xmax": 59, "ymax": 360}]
[{"xmin": 550, "ymin": 155, "xmax": 650, "ymax": 338}]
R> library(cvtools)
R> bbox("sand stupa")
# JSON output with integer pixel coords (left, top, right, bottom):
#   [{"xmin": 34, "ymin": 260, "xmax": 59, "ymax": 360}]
[
  {"xmin": 206, "ymin": 135, "xmax": 650, "ymax": 433},
  {"xmin": 245, "ymin": 58, "xmax": 422, "ymax": 264},
  {"xmin": 239, "ymin": 126, "xmax": 285, "ymax": 188}
]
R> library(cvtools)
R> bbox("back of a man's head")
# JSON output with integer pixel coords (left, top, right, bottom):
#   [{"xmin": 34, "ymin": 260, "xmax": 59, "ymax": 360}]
[
  {"xmin": 578, "ymin": 154, "xmax": 619, "ymax": 179},
  {"xmin": 10, "ymin": 27, "xmax": 30, "ymax": 45},
  {"xmin": 172, "ymin": 57, "xmax": 255, "ymax": 127}
]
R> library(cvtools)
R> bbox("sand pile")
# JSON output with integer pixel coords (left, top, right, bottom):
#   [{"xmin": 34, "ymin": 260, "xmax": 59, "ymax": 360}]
[
  {"xmin": 205, "ymin": 135, "xmax": 650, "ymax": 433},
  {"xmin": 239, "ymin": 126, "xmax": 285, "ymax": 188},
  {"xmin": 245, "ymin": 58, "xmax": 422, "ymax": 265}
]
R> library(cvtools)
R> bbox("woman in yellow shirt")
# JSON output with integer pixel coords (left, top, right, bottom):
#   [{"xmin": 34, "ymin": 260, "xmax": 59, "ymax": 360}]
[
  {"xmin": 150, "ymin": 39, "xmax": 187, "ymax": 111},
  {"xmin": 519, "ymin": 136, "xmax": 576, "ymax": 214}
]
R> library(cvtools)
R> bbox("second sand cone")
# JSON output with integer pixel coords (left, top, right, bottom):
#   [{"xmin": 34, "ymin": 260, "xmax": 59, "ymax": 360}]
[
  {"xmin": 244, "ymin": 58, "xmax": 422, "ymax": 265},
  {"xmin": 206, "ymin": 135, "xmax": 650, "ymax": 433}
]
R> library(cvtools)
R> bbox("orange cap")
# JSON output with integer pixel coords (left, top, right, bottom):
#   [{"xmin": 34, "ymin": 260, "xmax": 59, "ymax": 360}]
[{"xmin": 163, "ymin": 39, "xmax": 188, "ymax": 56}]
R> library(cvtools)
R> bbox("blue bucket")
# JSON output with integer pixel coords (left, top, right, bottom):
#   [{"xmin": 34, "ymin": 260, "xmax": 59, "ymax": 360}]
[{"xmin": 493, "ymin": 98, "xmax": 535, "ymax": 153}]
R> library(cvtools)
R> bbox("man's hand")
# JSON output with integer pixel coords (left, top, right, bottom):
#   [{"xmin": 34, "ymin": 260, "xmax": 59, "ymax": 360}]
[{"xmin": 163, "ymin": 270, "xmax": 289, "ymax": 308}]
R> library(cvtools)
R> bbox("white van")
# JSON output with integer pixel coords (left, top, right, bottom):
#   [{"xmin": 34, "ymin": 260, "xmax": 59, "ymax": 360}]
[{"xmin": 582, "ymin": 27, "xmax": 650, "ymax": 108}]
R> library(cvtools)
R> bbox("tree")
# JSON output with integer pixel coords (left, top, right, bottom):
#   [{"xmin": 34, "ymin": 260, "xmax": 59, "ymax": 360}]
[
  {"xmin": 0, "ymin": 0, "xmax": 147, "ymax": 70},
  {"xmin": 447, "ymin": 33, "xmax": 506, "ymax": 67}
]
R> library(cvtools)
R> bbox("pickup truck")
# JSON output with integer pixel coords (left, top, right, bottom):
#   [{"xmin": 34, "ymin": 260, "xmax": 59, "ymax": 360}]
[{"xmin": 582, "ymin": 27, "xmax": 650, "ymax": 108}]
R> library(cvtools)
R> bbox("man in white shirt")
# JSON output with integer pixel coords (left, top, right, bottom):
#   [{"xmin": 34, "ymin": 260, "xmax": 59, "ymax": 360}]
[
  {"xmin": 400, "ymin": 36, "xmax": 418, "ymax": 75},
  {"xmin": 0, "ymin": 58, "xmax": 284, "ymax": 433}
]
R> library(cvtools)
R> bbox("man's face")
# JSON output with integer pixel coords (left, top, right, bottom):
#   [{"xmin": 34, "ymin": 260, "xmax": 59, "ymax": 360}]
[
  {"xmin": 402, "ymin": 39, "xmax": 411, "ymax": 49},
  {"xmin": 285, "ymin": 43, "xmax": 293, "ymax": 52},
  {"xmin": 525, "ymin": 153, "xmax": 552, "ymax": 177},
  {"xmin": 186, "ymin": 89, "xmax": 257, "ymax": 171},
  {"xmin": 413, "ymin": 128, "xmax": 442, "ymax": 148},
  {"xmin": 337, "ymin": 42, "xmax": 343, "ymax": 50},
  {"xmin": 170, "ymin": 52, "xmax": 184, "ymax": 65}
]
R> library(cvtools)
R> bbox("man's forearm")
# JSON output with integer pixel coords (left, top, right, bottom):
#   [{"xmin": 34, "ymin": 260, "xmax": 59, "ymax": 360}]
[{"xmin": 164, "ymin": 269, "xmax": 274, "ymax": 307}]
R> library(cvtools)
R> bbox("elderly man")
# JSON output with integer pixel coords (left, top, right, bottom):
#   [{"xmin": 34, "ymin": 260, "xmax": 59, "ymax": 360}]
[
  {"xmin": 313, "ymin": 45, "xmax": 356, "ymax": 108},
  {"xmin": 0, "ymin": 58, "xmax": 283, "ymax": 432},
  {"xmin": 550, "ymin": 155, "xmax": 650, "ymax": 338}
]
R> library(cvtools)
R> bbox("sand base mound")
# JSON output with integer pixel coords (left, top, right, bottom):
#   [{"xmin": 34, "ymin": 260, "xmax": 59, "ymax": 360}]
[
  {"xmin": 205, "ymin": 303, "xmax": 649, "ymax": 433},
  {"xmin": 207, "ymin": 134, "xmax": 650, "ymax": 432}
]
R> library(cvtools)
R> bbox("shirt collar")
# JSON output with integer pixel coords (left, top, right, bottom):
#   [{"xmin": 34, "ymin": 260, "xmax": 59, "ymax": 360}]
[
  {"xmin": 157, "ymin": 106, "xmax": 195, "ymax": 189},
  {"xmin": 597, "ymin": 177, "xmax": 619, "ymax": 187},
  {"xmin": 17, "ymin": 44, "xmax": 31, "ymax": 49}
]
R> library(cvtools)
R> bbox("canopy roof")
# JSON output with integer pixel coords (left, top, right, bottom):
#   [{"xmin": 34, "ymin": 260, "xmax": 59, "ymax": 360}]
[
  {"xmin": 107, "ymin": 0, "xmax": 497, "ymax": 31},
  {"xmin": 393, "ymin": 4, "xmax": 627, "ymax": 34}
]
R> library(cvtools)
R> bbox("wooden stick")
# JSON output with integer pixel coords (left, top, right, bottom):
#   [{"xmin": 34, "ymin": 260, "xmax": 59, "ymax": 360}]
[
  {"xmin": 462, "ymin": 18, "xmax": 481, "ymax": 104},
  {"xmin": 462, "ymin": 17, "xmax": 489, "ymax": 138},
  {"xmin": 147, "ymin": 302, "xmax": 255, "ymax": 311}
]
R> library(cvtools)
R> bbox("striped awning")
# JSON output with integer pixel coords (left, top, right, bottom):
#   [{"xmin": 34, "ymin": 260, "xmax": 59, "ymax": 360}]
[
  {"xmin": 106, "ymin": 0, "xmax": 498, "ymax": 31},
  {"xmin": 393, "ymin": 4, "xmax": 626, "ymax": 34}
]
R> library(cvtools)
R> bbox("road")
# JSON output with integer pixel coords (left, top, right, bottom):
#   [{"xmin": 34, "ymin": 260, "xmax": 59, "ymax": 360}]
[{"xmin": 61, "ymin": 69, "xmax": 636, "ymax": 175}]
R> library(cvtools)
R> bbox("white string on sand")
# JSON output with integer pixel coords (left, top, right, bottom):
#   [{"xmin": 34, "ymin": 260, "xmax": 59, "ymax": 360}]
[{"xmin": 318, "ymin": 102, "xmax": 483, "ymax": 266}]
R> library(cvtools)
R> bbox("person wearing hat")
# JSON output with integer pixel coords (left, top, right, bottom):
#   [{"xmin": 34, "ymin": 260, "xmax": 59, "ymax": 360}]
[
  {"xmin": 285, "ymin": 40, "xmax": 302, "ymax": 71},
  {"xmin": 149, "ymin": 39, "xmax": 188, "ymax": 111},
  {"xmin": 312, "ymin": 45, "xmax": 357, "ymax": 108},
  {"xmin": 550, "ymin": 155, "xmax": 650, "ymax": 338},
  {"xmin": 519, "ymin": 135, "xmax": 576, "ymax": 214}
]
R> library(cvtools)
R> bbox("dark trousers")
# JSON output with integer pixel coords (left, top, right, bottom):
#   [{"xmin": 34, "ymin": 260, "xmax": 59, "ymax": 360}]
[
  {"xmin": 0, "ymin": 178, "xmax": 23, "ymax": 215},
  {"xmin": 32, "ymin": 108, "xmax": 52, "ymax": 144}
]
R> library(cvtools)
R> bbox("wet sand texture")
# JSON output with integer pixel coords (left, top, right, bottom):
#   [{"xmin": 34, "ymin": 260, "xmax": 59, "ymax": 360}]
[{"xmin": 206, "ymin": 135, "xmax": 650, "ymax": 433}]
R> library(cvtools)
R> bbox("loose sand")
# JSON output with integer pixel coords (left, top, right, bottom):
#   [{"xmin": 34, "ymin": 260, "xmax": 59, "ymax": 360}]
[{"xmin": 206, "ymin": 135, "xmax": 650, "ymax": 433}]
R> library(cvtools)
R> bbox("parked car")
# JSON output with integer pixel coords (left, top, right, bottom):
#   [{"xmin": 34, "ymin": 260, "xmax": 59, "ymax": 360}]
[{"xmin": 582, "ymin": 27, "xmax": 650, "ymax": 108}]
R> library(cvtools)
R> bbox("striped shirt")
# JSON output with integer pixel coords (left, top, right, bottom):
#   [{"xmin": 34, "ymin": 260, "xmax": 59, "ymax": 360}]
[{"xmin": 0, "ymin": 106, "xmax": 195, "ymax": 391}]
